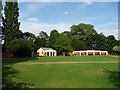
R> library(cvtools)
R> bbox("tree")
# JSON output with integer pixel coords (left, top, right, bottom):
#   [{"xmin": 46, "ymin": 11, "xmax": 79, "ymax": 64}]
[
  {"xmin": 70, "ymin": 23, "xmax": 97, "ymax": 40},
  {"xmin": 0, "ymin": 0, "xmax": 2, "ymax": 21},
  {"xmin": 2, "ymin": 0, "xmax": 23, "ymax": 52},
  {"xmin": 49, "ymin": 30, "xmax": 59, "ymax": 48},
  {"xmin": 6, "ymin": 38, "xmax": 35, "ymax": 57},
  {"xmin": 113, "ymin": 46, "xmax": 119, "ymax": 52},
  {"xmin": 86, "ymin": 33, "xmax": 119, "ymax": 54},
  {"xmin": 71, "ymin": 35, "xmax": 88, "ymax": 50},
  {"xmin": 87, "ymin": 33, "xmax": 108, "ymax": 50},
  {"xmin": 70, "ymin": 23, "xmax": 97, "ymax": 51},
  {"xmin": 106, "ymin": 35, "xmax": 118, "ymax": 54},
  {"xmin": 39, "ymin": 31, "xmax": 49, "ymax": 41},
  {"xmin": 113, "ymin": 45, "xmax": 120, "ymax": 55},
  {"xmin": 37, "ymin": 31, "xmax": 49, "ymax": 47},
  {"xmin": 34, "ymin": 37, "xmax": 48, "ymax": 51},
  {"xmin": 61, "ymin": 31, "xmax": 71, "ymax": 38},
  {"xmin": 54, "ymin": 34, "xmax": 73, "ymax": 55},
  {"xmin": 23, "ymin": 32, "xmax": 36, "ymax": 42},
  {"xmin": 0, "ymin": 0, "xmax": 2, "ymax": 46}
]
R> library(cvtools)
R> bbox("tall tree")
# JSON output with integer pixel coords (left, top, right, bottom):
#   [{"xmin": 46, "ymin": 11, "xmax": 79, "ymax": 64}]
[
  {"xmin": 38, "ymin": 31, "xmax": 49, "ymax": 47},
  {"xmin": 87, "ymin": 33, "xmax": 107, "ymax": 50},
  {"xmin": 0, "ymin": 0, "xmax": 2, "ymax": 21},
  {"xmin": 106, "ymin": 35, "xmax": 118, "ymax": 54},
  {"xmin": 2, "ymin": 0, "xmax": 23, "ymax": 52},
  {"xmin": 34, "ymin": 37, "xmax": 48, "ymax": 51},
  {"xmin": 61, "ymin": 31, "xmax": 71, "ymax": 38},
  {"xmin": 54, "ymin": 34, "xmax": 73, "ymax": 55},
  {"xmin": 23, "ymin": 32, "xmax": 36, "ymax": 42},
  {"xmin": 71, "ymin": 35, "xmax": 88, "ymax": 50},
  {"xmin": 39, "ymin": 31, "xmax": 49, "ymax": 41},
  {"xmin": 70, "ymin": 23, "xmax": 97, "ymax": 51},
  {"xmin": 0, "ymin": 0, "xmax": 2, "ymax": 45},
  {"xmin": 49, "ymin": 30, "xmax": 59, "ymax": 48},
  {"xmin": 70, "ymin": 23, "xmax": 97, "ymax": 40}
]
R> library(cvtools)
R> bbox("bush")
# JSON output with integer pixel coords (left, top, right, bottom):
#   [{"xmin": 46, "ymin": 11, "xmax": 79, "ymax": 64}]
[
  {"xmin": 113, "ymin": 45, "xmax": 120, "ymax": 55},
  {"xmin": 6, "ymin": 38, "xmax": 35, "ymax": 57}
]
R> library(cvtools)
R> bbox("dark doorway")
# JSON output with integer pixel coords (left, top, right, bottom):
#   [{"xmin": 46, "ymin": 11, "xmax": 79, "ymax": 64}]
[
  {"xmin": 47, "ymin": 52, "xmax": 49, "ymax": 56},
  {"xmin": 50, "ymin": 52, "xmax": 52, "ymax": 56}
]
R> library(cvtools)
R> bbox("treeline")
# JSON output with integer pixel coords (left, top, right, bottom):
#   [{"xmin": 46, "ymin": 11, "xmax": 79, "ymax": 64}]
[
  {"xmin": 2, "ymin": 23, "xmax": 120, "ymax": 57},
  {"xmin": 1, "ymin": 1, "xmax": 120, "ymax": 57}
]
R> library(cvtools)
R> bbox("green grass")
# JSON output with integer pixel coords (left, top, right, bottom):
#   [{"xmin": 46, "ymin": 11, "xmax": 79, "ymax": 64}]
[
  {"xmin": 2, "ymin": 55, "xmax": 119, "ymax": 88},
  {"xmin": 13, "ymin": 63, "xmax": 118, "ymax": 88},
  {"xmin": 27, "ymin": 55, "xmax": 118, "ymax": 62},
  {"xmin": 3, "ymin": 55, "xmax": 118, "ymax": 63}
]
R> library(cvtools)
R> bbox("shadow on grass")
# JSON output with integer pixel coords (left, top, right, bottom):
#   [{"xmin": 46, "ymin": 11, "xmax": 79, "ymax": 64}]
[
  {"xmin": 2, "ymin": 57, "xmax": 39, "ymax": 64},
  {"xmin": 104, "ymin": 69, "xmax": 120, "ymax": 88},
  {"xmin": 2, "ymin": 58, "xmax": 37, "ymax": 89},
  {"xmin": 2, "ymin": 65, "xmax": 34, "ymax": 89}
]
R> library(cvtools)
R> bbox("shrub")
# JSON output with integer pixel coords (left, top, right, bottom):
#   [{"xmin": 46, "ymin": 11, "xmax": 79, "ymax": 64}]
[{"xmin": 6, "ymin": 39, "xmax": 35, "ymax": 57}]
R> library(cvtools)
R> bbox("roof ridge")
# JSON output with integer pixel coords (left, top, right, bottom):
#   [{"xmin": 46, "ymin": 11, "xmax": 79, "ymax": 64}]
[{"xmin": 40, "ymin": 47, "xmax": 53, "ymax": 51}]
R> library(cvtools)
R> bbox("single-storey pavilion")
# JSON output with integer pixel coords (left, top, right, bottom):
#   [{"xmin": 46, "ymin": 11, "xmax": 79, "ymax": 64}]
[
  {"xmin": 37, "ymin": 47, "xmax": 57, "ymax": 57},
  {"xmin": 73, "ymin": 50, "xmax": 108, "ymax": 56}
]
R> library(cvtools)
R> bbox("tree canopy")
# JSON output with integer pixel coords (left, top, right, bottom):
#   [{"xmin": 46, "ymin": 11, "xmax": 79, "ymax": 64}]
[
  {"xmin": 6, "ymin": 38, "xmax": 35, "ymax": 57},
  {"xmin": 54, "ymin": 34, "xmax": 73, "ymax": 55},
  {"xmin": 113, "ymin": 45, "xmax": 120, "ymax": 55},
  {"xmin": 23, "ymin": 32, "xmax": 36, "ymax": 42},
  {"xmin": 0, "ymin": 0, "xmax": 2, "ymax": 21},
  {"xmin": 2, "ymin": 0, "xmax": 22, "ymax": 44},
  {"xmin": 49, "ymin": 30, "xmax": 59, "ymax": 48}
]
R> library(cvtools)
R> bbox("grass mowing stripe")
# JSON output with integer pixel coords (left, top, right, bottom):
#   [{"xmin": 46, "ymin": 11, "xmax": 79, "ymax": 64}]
[{"xmin": 13, "ymin": 63, "xmax": 118, "ymax": 88}]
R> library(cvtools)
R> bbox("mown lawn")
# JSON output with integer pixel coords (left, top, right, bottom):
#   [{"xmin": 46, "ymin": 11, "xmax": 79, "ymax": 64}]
[
  {"xmin": 24, "ymin": 55, "xmax": 118, "ymax": 62},
  {"xmin": 3, "ymin": 55, "xmax": 118, "ymax": 63},
  {"xmin": 2, "ymin": 55, "xmax": 119, "ymax": 88}
]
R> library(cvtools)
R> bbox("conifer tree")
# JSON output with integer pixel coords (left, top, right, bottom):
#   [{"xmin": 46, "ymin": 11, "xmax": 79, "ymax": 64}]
[
  {"xmin": 0, "ymin": 0, "xmax": 2, "ymax": 21},
  {"xmin": 2, "ymin": 0, "xmax": 23, "ymax": 52},
  {"xmin": 0, "ymin": 0, "xmax": 2, "ymax": 45}
]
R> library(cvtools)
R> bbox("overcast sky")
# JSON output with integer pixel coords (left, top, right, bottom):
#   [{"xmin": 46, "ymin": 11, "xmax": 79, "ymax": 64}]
[{"xmin": 3, "ymin": 0, "xmax": 118, "ymax": 39}]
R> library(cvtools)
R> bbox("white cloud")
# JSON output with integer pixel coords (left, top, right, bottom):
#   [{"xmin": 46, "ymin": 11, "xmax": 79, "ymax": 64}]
[
  {"xmin": 86, "ymin": 2, "xmax": 92, "ymax": 5},
  {"xmin": 26, "ymin": 18, "xmax": 40, "ymax": 22},
  {"xmin": 87, "ymin": 17, "xmax": 97, "ymax": 20},
  {"xmin": 96, "ymin": 28, "xmax": 118, "ymax": 40},
  {"xmin": 25, "ymin": 4, "xmax": 42, "ymax": 12},
  {"xmin": 95, "ymin": 22, "xmax": 118, "ymax": 39},
  {"xmin": 19, "ymin": 3, "xmax": 52, "ymax": 19},
  {"xmin": 77, "ymin": 4, "xmax": 87, "ymax": 9},
  {"xmin": 114, "ymin": 17, "xmax": 118, "ymax": 21},
  {"xmin": 64, "ymin": 11, "xmax": 69, "ymax": 15},
  {"xmin": 77, "ymin": 2, "xmax": 92, "ymax": 9},
  {"xmin": 81, "ymin": 16, "xmax": 101, "ymax": 21},
  {"xmin": 104, "ymin": 29, "xmax": 118, "ymax": 39},
  {"xmin": 84, "ymin": 0, "xmax": 93, "ymax": 5},
  {"xmin": 20, "ymin": 20, "xmax": 71, "ymax": 36},
  {"xmin": 19, "ymin": 4, "xmax": 41, "ymax": 19},
  {"xmin": 99, "ymin": 22, "xmax": 118, "ymax": 27}
]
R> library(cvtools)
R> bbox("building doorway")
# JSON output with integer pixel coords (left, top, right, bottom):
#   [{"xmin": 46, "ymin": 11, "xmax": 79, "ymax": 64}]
[{"xmin": 47, "ymin": 52, "xmax": 49, "ymax": 56}]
